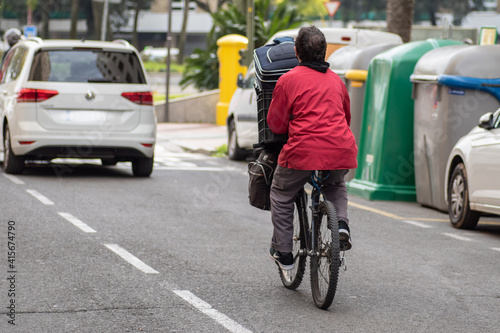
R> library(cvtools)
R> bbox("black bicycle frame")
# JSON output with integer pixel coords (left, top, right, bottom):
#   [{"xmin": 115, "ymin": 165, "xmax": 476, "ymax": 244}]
[{"xmin": 309, "ymin": 171, "xmax": 324, "ymax": 256}]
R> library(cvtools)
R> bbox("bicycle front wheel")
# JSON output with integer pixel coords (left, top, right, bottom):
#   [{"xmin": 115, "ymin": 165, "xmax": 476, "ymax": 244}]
[
  {"xmin": 310, "ymin": 200, "xmax": 340, "ymax": 309},
  {"xmin": 280, "ymin": 190, "xmax": 308, "ymax": 290}
]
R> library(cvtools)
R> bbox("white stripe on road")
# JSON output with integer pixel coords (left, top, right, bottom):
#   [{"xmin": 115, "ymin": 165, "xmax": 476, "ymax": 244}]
[
  {"xmin": 26, "ymin": 189, "xmax": 54, "ymax": 205},
  {"xmin": 442, "ymin": 233, "xmax": 473, "ymax": 242},
  {"xmin": 155, "ymin": 167, "xmax": 226, "ymax": 171},
  {"xmin": 492, "ymin": 248, "xmax": 500, "ymax": 252},
  {"xmin": 173, "ymin": 290, "xmax": 252, "ymax": 333},
  {"xmin": 130, "ymin": 166, "xmax": 226, "ymax": 172},
  {"xmin": 402, "ymin": 220, "xmax": 433, "ymax": 228},
  {"xmin": 104, "ymin": 244, "xmax": 159, "ymax": 274},
  {"xmin": 58, "ymin": 212, "xmax": 97, "ymax": 233},
  {"xmin": 2, "ymin": 173, "xmax": 25, "ymax": 185}
]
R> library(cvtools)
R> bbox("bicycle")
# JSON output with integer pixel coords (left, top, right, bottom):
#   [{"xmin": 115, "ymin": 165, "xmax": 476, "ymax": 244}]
[{"xmin": 276, "ymin": 170, "xmax": 346, "ymax": 310}]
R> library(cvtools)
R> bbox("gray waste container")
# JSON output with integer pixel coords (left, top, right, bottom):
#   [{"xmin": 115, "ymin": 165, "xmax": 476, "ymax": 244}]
[
  {"xmin": 329, "ymin": 43, "xmax": 401, "ymax": 180},
  {"xmin": 411, "ymin": 44, "xmax": 500, "ymax": 211}
]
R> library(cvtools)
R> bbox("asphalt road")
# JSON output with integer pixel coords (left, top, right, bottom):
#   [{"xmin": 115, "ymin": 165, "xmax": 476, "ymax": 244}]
[{"xmin": 1, "ymin": 141, "xmax": 500, "ymax": 332}]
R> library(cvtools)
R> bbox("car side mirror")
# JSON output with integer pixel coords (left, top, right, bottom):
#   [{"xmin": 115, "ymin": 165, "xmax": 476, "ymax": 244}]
[
  {"xmin": 478, "ymin": 112, "xmax": 494, "ymax": 130},
  {"xmin": 236, "ymin": 73, "xmax": 244, "ymax": 88}
]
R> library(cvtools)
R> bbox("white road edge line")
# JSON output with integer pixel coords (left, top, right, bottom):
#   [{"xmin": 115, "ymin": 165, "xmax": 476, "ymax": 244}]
[
  {"xmin": 26, "ymin": 189, "xmax": 54, "ymax": 205},
  {"xmin": 58, "ymin": 212, "xmax": 97, "ymax": 233},
  {"xmin": 173, "ymin": 290, "xmax": 252, "ymax": 333},
  {"xmin": 402, "ymin": 220, "xmax": 433, "ymax": 229},
  {"xmin": 492, "ymin": 248, "xmax": 500, "ymax": 252},
  {"xmin": 104, "ymin": 244, "xmax": 159, "ymax": 274},
  {"xmin": 126, "ymin": 166, "xmax": 226, "ymax": 172},
  {"xmin": 442, "ymin": 233, "xmax": 473, "ymax": 242},
  {"xmin": 2, "ymin": 173, "xmax": 25, "ymax": 185}
]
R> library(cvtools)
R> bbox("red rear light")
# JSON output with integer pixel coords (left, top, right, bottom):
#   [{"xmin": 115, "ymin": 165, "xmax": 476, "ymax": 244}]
[
  {"xmin": 341, "ymin": 36, "xmax": 351, "ymax": 42},
  {"xmin": 17, "ymin": 88, "xmax": 58, "ymax": 102},
  {"xmin": 121, "ymin": 91, "xmax": 153, "ymax": 105},
  {"xmin": 18, "ymin": 141, "xmax": 35, "ymax": 145}
]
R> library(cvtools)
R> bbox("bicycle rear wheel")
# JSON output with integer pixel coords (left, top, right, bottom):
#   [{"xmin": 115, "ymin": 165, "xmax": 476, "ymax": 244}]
[
  {"xmin": 310, "ymin": 200, "xmax": 340, "ymax": 309},
  {"xmin": 280, "ymin": 190, "xmax": 308, "ymax": 290}
]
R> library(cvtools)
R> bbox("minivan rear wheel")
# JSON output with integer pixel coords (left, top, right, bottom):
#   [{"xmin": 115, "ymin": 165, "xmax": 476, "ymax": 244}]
[
  {"xmin": 3, "ymin": 124, "xmax": 25, "ymax": 174},
  {"xmin": 132, "ymin": 156, "xmax": 154, "ymax": 177}
]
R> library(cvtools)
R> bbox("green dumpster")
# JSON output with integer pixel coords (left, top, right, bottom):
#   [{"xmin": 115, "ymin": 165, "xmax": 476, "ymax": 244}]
[
  {"xmin": 329, "ymin": 43, "xmax": 401, "ymax": 181},
  {"xmin": 348, "ymin": 39, "xmax": 463, "ymax": 201}
]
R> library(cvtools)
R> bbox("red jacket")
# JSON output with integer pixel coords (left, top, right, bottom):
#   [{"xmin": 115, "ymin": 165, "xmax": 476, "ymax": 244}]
[{"xmin": 267, "ymin": 65, "xmax": 358, "ymax": 170}]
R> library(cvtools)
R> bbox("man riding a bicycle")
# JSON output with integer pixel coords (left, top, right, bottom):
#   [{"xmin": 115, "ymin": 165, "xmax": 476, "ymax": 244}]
[{"xmin": 267, "ymin": 25, "xmax": 358, "ymax": 270}]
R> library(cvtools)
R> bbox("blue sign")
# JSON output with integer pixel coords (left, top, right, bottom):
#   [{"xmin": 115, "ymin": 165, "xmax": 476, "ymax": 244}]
[
  {"xmin": 448, "ymin": 88, "xmax": 465, "ymax": 96},
  {"xmin": 24, "ymin": 26, "xmax": 37, "ymax": 37}
]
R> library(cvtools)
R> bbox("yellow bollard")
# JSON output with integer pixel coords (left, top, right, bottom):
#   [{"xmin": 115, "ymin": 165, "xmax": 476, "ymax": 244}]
[
  {"xmin": 345, "ymin": 69, "xmax": 368, "ymax": 88},
  {"xmin": 216, "ymin": 34, "xmax": 248, "ymax": 126}
]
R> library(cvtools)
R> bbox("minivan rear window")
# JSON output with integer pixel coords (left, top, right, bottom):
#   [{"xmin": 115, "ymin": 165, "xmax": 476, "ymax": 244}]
[{"xmin": 29, "ymin": 49, "xmax": 146, "ymax": 84}]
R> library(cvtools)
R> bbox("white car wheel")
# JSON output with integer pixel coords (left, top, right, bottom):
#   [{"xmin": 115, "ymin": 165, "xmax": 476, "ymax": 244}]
[
  {"xmin": 227, "ymin": 119, "xmax": 246, "ymax": 161},
  {"xmin": 448, "ymin": 163, "xmax": 480, "ymax": 229}
]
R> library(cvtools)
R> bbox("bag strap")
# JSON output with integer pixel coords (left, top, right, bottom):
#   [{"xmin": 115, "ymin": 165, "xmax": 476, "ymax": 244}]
[
  {"xmin": 248, "ymin": 161, "xmax": 275, "ymax": 185},
  {"xmin": 273, "ymin": 36, "xmax": 294, "ymax": 44}
]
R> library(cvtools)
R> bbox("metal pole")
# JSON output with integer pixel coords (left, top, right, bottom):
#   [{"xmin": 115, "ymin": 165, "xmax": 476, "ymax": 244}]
[
  {"xmin": 165, "ymin": 0, "xmax": 173, "ymax": 122},
  {"xmin": 246, "ymin": 0, "xmax": 254, "ymax": 65},
  {"xmin": 101, "ymin": 0, "xmax": 109, "ymax": 41},
  {"xmin": 27, "ymin": 7, "xmax": 33, "ymax": 25}
]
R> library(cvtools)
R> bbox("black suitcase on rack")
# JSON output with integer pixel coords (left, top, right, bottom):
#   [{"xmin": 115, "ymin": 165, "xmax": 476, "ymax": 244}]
[{"xmin": 253, "ymin": 37, "xmax": 299, "ymax": 145}]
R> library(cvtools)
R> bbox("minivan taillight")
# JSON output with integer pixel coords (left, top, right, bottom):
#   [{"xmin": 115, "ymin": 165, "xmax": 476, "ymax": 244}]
[
  {"xmin": 17, "ymin": 88, "xmax": 58, "ymax": 102},
  {"xmin": 121, "ymin": 91, "xmax": 153, "ymax": 105}
]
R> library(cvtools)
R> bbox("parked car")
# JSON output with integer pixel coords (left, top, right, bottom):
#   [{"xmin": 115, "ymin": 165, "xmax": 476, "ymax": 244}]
[
  {"xmin": 226, "ymin": 27, "xmax": 403, "ymax": 160},
  {"xmin": 445, "ymin": 109, "xmax": 500, "ymax": 229},
  {"xmin": 227, "ymin": 63, "xmax": 257, "ymax": 160},
  {"xmin": 0, "ymin": 38, "xmax": 156, "ymax": 176},
  {"xmin": 140, "ymin": 46, "xmax": 179, "ymax": 62}
]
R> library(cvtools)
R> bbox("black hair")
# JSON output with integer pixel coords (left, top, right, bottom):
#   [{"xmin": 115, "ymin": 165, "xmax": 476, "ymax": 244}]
[{"xmin": 295, "ymin": 26, "xmax": 326, "ymax": 63}]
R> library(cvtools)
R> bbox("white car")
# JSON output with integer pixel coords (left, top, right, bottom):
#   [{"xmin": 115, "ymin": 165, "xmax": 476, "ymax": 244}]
[
  {"xmin": 0, "ymin": 38, "xmax": 156, "ymax": 176},
  {"xmin": 226, "ymin": 27, "xmax": 403, "ymax": 160},
  {"xmin": 227, "ymin": 64, "xmax": 258, "ymax": 160},
  {"xmin": 445, "ymin": 109, "xmax": 500, "ymax": 229},
  {"xmin": 140, "ymin": 46, "xmax": 179, "ymax": 61}
]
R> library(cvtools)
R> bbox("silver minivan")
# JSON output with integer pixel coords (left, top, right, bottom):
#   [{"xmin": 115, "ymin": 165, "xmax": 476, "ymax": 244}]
[{"xmin": 0, "ymin": 38, "xmax": 156, "ymax": 176}]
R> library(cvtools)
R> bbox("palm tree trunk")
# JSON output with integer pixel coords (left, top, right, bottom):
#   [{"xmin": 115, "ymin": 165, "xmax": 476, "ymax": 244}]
[
  {"xmin": 70, "ymin": 0, "xmax": 80, "ymax": 39},
  {"xmin": 178, "ymin": 0, "xmax": 190, "ymax": 64},
  {"xmin": 40, "ymin": 1, "xmax": 50, "ymax": 38},
  {"xmin": 132, "ymin": 0, "xmax": 143, "ymax": 49},
  {"xmin": 92, "ymin": 1, "xmax": 104, "ymax": 40},
  {"xmin": 387, "ymin": 0, "xmax": 415, "ymax": 43}
]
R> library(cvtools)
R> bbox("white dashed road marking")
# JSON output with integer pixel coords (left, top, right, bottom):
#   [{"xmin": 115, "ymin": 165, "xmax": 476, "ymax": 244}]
[
  {"xmin": 26, "ymin": 189, "xmax": 55, "ymax": 205},
  {"xmin": 402, "ymin": 220, "xmax": 433, "ymax": 228},
  {"xmin": 152, "ymin": 166, "xmax": 227, "ymax": 172},
  {"xmin": 104, "ymin": 244, "xmax": 159, "ymax": 274},
  {"xmin": 173, "ymin": 290, "xmax": 253, "ymax": 333},
  {"xmin": 492, "ymin": 248, "xmax": 500, "ymax": 252},
  {"xmin": 58, "ymin": 212, "xmax": 97, "ymax": 233},
  {"xmin": 2, "ymin": 173, "xmax": 25, "ymax": 185},
  {"xmin": 442, "ymin": 233, "xmax": 473, "ymax": 242}
]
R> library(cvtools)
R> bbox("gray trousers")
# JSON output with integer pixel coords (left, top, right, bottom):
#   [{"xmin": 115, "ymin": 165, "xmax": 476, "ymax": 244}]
[{"xmin": 270, "ymin": 165, "xmax": 349, "ymax": 253}]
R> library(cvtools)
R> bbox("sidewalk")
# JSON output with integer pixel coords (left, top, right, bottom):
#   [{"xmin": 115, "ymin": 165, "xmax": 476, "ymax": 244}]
[{"xmin": 156, "ymin": 123, "xmax": 227, "ymax": 155}]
